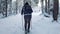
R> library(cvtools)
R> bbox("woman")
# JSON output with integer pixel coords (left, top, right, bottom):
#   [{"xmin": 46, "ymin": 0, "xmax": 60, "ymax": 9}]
[{"xmin": 21, "ymin": 2, "xmax": 33, "ymax": 33}]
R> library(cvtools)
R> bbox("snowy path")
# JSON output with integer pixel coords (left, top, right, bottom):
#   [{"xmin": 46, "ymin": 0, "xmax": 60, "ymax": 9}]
[{"xmin": 0, "ymin": 13, "xmax": 60, "ymax": 34}]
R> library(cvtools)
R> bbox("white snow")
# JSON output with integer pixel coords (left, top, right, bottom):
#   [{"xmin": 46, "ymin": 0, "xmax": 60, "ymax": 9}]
[
  {"xmin": 0, "ymin": 0, "xmax": 60, "ymax": 34},
  {"xmin": 12, "ymin": 0, "xmax": 16, "ymax": 1},
  {"xmin": 0, "ymin": 6, "xmax": 60, "ymax": 34}
]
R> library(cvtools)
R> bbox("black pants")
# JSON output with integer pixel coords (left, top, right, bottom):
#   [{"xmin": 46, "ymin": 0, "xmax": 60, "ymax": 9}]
[{"xmin": 24, "ymin": 15, "xmax": 31, "ymax": 31}]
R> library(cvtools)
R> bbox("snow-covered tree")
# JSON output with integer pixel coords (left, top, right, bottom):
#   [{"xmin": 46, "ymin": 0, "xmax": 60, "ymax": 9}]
[
  {"xmin": 41, "ymin": 0, "xmax": 44, "ymax": 14},
  {"xmin": 53, "ymin": 0, "xmax": 59, "ymax": 21}
]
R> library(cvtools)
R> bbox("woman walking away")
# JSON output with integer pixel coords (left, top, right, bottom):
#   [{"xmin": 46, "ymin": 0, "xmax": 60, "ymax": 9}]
[{"xmin": 21, "ymin": 2, "xmax": 33, "ymax": 33}]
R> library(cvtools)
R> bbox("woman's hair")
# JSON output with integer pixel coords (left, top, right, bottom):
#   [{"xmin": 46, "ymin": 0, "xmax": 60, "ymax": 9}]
[{"xmin": 24, "ymin": 2, "xmax": 29, "ymax": 6}]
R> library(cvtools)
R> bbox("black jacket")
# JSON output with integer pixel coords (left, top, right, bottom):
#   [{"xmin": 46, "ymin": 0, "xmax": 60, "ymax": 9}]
[{"xmin": 21, "ymin": 3, "xmax": 33, "ymax": 15}]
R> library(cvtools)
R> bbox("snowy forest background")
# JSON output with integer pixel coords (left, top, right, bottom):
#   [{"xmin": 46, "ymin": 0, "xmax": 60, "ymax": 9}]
[
  {"xmin": 0, "ymin": 0, "xmax": 60, "ymax": 34},
  {"xmin": 0, "ymin": 0, "xmax": 59, "ymax": 18}
]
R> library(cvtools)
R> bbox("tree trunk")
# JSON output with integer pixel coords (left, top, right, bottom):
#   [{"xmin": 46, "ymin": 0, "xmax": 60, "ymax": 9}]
[
  {"xmin": 9, "ymin": 0, "xmax": 12, "ymax": 15},
  {"xmin": 16, "ymin": 0, "xmax": 18, "ymax": 14},
  {"xmin": 45, "ymin": 0, "xmax": 47, "ymax": 13},
  {"xmin": 5, "ymin": 0, "xmax": 8, "ymax": 17},
  {"xmin": 48, "ymin": 0, "xmax": 50, "ymax": 14},
  {"xmin": 53, "ymin": 0, "xmax": 59, "ymax": 21}
]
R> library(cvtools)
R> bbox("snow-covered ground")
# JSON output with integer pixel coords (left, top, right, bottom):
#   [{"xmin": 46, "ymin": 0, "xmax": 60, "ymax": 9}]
[
  {"xmin": 0, "ymin": 11, "xmax": 60, "ymax": 34},
  {"xmin": 0, "ymin": 0, "xmax": 60, "ymax": 34}
]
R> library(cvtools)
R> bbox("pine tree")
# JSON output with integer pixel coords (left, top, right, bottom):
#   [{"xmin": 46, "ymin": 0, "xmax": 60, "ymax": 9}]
[
  {"xmin": 41, "ymin": 0, "xmax": 44, "ymax": 14},
  {"xmin": 5, "ymin": 0, "xmax": 8, "ymax": 17},
  {"xmin": 45, "ymin": 0, "xmax": 48, "ymax": 13},
  {"xmin": 53, "ymin": 0, "xmax": 59, "ymax": 21},
  {"xmin": 48, "ymin": 0, "xmax": 50, "ymax": 14}
]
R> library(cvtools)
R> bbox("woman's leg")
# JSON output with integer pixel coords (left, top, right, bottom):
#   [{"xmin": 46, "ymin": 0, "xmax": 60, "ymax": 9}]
[
  {"xmin": 24, "ymin": 16, "xmax": 28, "ymax": 31},
  {"xmin": 28, "ymin": 20, "xmax": 30, "ymax": 32},
  {"xmin": 24, "ymin": 20, "xmax": 27, "ymax": 31},
  {"xmin": 27, "ymin": 15, "xmax": 31, "ymax": 32}
]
